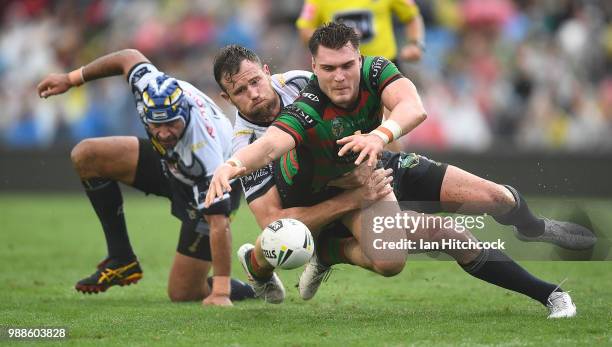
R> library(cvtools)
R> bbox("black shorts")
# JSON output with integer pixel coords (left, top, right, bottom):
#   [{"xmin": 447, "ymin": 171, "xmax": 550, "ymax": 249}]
[
  {"xmin": 380, "ymin": 151, "xmax": 448, "ymax": 213},
  {"xmin": 317, "ymin": 151, "xmax": 449, "ymax": 241},
  {"xmin": 131, "ymin": 138, "xmax": 241, "ymax": 261}
]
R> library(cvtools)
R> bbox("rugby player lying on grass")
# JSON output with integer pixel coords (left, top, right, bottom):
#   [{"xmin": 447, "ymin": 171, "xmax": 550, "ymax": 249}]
[
  {"xmin": 207, "ymin": 24, "xmax": 586, "ymax": 318},
  {"xmin": 37, "ymin": 49, "xmax": 255, "ymax": 306}
]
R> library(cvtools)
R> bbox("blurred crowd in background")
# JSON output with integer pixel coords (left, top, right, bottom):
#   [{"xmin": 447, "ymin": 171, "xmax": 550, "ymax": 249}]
[{"xmin": 1, "ymin": 0, "xmax": 611, "ymax": 152}]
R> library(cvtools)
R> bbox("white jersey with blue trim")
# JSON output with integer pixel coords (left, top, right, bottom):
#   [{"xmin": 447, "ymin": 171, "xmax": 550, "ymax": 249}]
[
  {"xmin": 232, "ymin": 70, "xmax": 312, "ymax": 203},
  {"xmin": 128, "ymin": 62, "xmax": 233, "ymax": 212}
]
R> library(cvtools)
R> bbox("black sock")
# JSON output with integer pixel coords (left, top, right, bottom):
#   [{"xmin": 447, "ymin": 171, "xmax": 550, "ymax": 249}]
[
  {"xmin": 83, "ymin": 178, "xmax": 135, "ymax": 262},
  {"xmin": 493, "ymin": 185, "xmax": 545, "ymax": 236},
  {"xmin": 461, "ymin": 249, "xmax": 562, "ymax": 305},
  {"xmin": 207, "ymin": 277, "xmax": 256, "ymax": 301}
]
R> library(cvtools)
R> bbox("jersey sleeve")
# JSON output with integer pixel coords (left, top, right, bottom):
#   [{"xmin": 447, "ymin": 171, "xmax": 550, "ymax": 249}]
[
  {"xmin": 391, "ymin": 0, "xmax": 420, "ymax": 23},
  {"xmin": 271, "ymin": 104, "xmax": 315, "ymax": 146},
  {"xmin": 296, "ymin": 0, "xmax": 323, "ymax": 30},
  {"xmin": 365, "ymin": 56, "xmax": 404, "ymax": 98}
]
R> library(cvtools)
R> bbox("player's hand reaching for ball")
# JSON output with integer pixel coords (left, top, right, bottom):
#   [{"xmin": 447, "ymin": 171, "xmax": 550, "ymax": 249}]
[
  {"xmin": 37, "ymin": 73, "xmax": 73, "ymax": 98},
  {"xmin": 337, "ymin": 133, "xmax": 386, "ymax": 167},
  {"xmin": 204, "ymin": 161, "xmax": 246, "ymax": 208}
]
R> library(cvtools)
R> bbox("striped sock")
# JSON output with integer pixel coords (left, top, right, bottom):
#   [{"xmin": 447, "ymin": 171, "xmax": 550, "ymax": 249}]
[{"xmin": 246, "ymin": 250, "xmax": 272, "ymax": 281}]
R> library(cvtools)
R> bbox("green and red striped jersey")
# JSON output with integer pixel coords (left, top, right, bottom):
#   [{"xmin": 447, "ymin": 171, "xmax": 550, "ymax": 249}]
[{"xmin": 272, "ymin": 56, "xmax": 403, "ymax": 192}]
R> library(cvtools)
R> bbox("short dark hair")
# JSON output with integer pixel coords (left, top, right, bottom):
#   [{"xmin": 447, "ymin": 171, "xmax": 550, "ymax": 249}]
[
  {"xmin": 308, "ymin": 22, "xmax": 360, "ymax": 56},
  {"xmin": 213, "ymin": 45, "xmax": 262, "ymax": 91}
]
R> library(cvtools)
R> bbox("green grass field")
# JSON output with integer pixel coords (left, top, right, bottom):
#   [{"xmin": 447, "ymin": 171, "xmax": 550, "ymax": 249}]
[{"xmin": 1, "ymin": 193, "xmax": 611, "ymax": 346}]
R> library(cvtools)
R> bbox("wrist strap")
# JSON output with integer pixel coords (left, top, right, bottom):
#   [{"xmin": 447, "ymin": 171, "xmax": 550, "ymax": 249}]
[
  {"xmin": 68, "ymin": 66, "xmax": 85, "ymax": 87},
  {"xmin": 370, "ymin": 129, "xmax": 391, "ymax": 144},
  {"xmin": 371, "ymin": 119, "xmax": 403, "ymax": 144},
  {"xmin": 382, "ymin": 119, "xmax": 402, "ymax": 140}
]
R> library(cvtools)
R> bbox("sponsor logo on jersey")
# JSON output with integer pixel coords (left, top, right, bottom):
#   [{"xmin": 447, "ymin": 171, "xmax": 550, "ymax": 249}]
[
  {"xmin": 371, "ymin": 57, "xmax": 386, "ymax": 86},
  {"xmin": 191, "ymin": 141, "xmax": 207, "ymax": 152},
  {"xmin": 268, "ymin": 220, "xmax": 283, "ymax": 232},
  {"xmin": 301, "ymin": 92, "xmax": 320, "ymax": 102},
  {"xmin": 233, "ymin": 129, "xmax": 254, "ymax": 138},
  {"xmin": 242, "ymin": 165, "xmax": 272, "ymax": 190},
  {"xmin": 331, "ymin": 118, "xmax": 345, "ymax": 138},
  {"xmin": 285, "ymin": 105, "xmax": 316, "ymax": 129}
]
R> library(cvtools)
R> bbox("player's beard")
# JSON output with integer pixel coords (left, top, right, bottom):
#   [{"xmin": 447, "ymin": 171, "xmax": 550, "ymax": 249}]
[
  {"xmin": 157, "ymin": 135, "xmax": 178, "ymax": 149},
  {"xmin": 247, "ymin": 97, "xmax": 278, "ymax": 124}
]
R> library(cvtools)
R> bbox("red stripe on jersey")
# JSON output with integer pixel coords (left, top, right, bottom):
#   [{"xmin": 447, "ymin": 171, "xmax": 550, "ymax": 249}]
[
  {"xmin": 273, "ymin": 122, "xmax": 303, "ymax": 145},
  {"xmin": 379, "ymin": 75, "xmax": 403, "ymax": 95},
  {"xmin": 289, "ymin": 149, "xmax": 299, "ymax": 171}
]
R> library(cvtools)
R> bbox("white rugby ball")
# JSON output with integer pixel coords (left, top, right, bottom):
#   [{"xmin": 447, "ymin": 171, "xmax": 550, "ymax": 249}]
[{"xmin": 260, "ymin": 218, "xmax": 314, "ymax": 269}]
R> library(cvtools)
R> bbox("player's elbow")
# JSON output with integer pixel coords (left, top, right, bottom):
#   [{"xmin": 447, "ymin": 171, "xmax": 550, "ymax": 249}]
[
  {"xmin": 418, "ymin": 112, "xmax": 427, "ymax": 124},
  {"xmin": 119, "ymin": 49, "xmax": 149, "ymax": 74}
]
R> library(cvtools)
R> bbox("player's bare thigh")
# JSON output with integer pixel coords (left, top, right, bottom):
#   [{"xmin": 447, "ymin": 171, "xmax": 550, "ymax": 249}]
[
  {"xmin": 440, "ymin": 165, "xmax": 515, "ymax": 215},
  {"xmin": 342, "ymin": 191, "xmax": 407, "ymax": 276},
  {"xmin": 70, "ymin": 136, "xmax": 140, "ymax": 185},
  {"xmin": 167, "ymin": 252, "xmax": 211, "ymax": 302}
]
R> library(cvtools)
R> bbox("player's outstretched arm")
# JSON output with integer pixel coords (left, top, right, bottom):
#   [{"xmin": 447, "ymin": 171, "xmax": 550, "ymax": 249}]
[
  {"xmin": 204, "ymin": 127, "xmax": 295, "ymax": 207},
  {"xmin": 37, "ymin": 49, "xmax": 149, "ymax": 98},
  {"xmin": 337, "ymin": 77, "xmax": 426, "ymax": 167}
]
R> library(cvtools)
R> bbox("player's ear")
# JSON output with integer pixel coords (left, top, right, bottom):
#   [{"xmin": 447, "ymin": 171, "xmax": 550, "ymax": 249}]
[
  {"xmin": 220, "ymin": 91, "xmax": 230, "ymax": 102},
  {"xmin": 262, "ymin": 64, "xmax": 271, "ymax": 76},
  {"xmin": 311, "ymin": 57, "xmax": 316, "ymax": 72}
]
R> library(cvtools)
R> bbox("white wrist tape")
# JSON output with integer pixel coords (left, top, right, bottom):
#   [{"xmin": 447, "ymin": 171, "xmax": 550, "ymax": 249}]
[
  {"xmin": 370, "ymin": 129, "xmax": 390, "ymax": 144},
  {"xmin": 381, "ymin": 119, "xmax": 402, "ymax": 141},
  {"xmin": 68, "ymin": 66, "xmax": 85, "ymax": 86}
]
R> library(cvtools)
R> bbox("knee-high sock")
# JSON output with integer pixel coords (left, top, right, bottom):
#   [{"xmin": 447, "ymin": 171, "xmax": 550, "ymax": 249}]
[
  {"xmin": 83, "ymin": 178, "xmax": 135, "ymax": 261},
  {"xmin": 461, "ymin": 249, "xmax": 562, "ymax": 305},
  {"xmin": 493, "ymin": 185, "xmax": 545, "ymax": 236}
]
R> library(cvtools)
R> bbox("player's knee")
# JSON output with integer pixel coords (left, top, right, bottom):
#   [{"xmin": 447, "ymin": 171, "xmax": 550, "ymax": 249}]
[
  {"xmin": 372, "ymin": 260, "xmax": 405, "ymax": 277},
  {"xmin": 70, "ymin": 139, "xmax": 97, "ymax": 175},
  {"xmin": 167, "ymin": 287, "xmax": 202, "ymax": 302}
]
